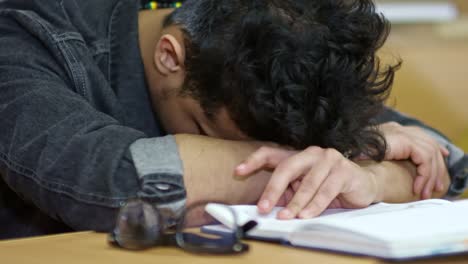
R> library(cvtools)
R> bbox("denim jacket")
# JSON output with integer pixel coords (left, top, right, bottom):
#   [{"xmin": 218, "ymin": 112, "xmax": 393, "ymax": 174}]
[
  {"xmin": 0, "ymin": 0, "xmax": 185, "ymax": 239},
  {"xmin": 0, "ymin": 0, "xmax": 466, "ymax": 239}
]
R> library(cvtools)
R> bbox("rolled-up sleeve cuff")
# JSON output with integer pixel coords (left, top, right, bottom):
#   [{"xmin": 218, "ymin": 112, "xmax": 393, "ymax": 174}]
[
  {"xmin": 446, "ymin": 155, "xmax": 468, "ymax": 198},
  {"xmin": 129, "ymin": 135, "xmax": 186, "ymax": 227}
]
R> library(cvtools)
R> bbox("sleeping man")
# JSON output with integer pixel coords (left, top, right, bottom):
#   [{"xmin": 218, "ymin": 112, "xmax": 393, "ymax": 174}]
[{"xmin": 0, "ymin": 0, "xmax": 466, "ymax": 239}]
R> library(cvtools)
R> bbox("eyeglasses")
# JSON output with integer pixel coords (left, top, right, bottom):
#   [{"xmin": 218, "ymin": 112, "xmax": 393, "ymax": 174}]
[{"xmin": 108, "ymin": 199, "xmax": 256, "ymax": 254}]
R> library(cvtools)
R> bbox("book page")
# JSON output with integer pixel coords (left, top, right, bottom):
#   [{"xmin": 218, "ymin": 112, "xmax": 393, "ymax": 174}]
[
  {"xmin": 205, "ymin": 199, "xmax": 468, "ymax": 259},
  {"xmin": 292, "ymin": 199, "xmax": 468, "ymax": 244},
  {"xmin": 205, "ymin": 203, "xmax": 353, "ymax": 231},
  {"xmin": 205, "ymin": 199, "xmax": 453, "ymax": 240}
]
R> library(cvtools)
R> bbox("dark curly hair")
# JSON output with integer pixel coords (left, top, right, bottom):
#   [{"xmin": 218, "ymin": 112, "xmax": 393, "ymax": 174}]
[{"xmin": 163, "ymin": 0, "xmax": 401, "ymax": 161}]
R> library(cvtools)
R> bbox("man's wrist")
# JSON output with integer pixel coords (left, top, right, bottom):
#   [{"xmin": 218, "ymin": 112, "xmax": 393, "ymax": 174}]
[
  {"xmin": 358, "ymin": 161, "xmax": 384, "ymax": 204},
  {"xmin": 369, "ymin": 168, "xmax": 383, "ymax": 204},
  {"xmin": 356, "ymin": 160, "xmax": 414, "ymax": 203}
]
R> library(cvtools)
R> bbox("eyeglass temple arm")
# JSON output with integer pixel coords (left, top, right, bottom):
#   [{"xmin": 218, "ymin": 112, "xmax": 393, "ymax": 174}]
[{"xmin": 240, "ymin": 220, "xmax": 258, "ymax": 237}]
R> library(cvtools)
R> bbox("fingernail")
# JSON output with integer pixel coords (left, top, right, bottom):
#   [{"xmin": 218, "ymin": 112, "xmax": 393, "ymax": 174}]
[
  {"xmin": 299, "ymin": 209, "xmax": 313, "ymax": 219},
  {"xmin": 258, "ymin": 200, "xmax": 270, "ymax": 210},
  {"xmin": 442, "ymin": 147, "xmax": 450, "ymax": 155},
  {"xmin": 423, "ymin": 190, "xmax": 430, "ymax": 200},
  {"xmin": 437, "ymin": 181, "xmax": 444, "ymax": 192},
  {"xmin": 236, "ymin": 163, "xmax": 247, "ymax": 172},
  {"xmin": 279, "ymin": 209, "xmax": 293, "ymax": 219}
]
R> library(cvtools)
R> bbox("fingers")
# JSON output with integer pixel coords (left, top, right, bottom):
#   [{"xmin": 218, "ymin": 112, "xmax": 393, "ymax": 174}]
[
  {"xmin": 299, "ymin": 176, "xmax": 344, "ymax": 218},
  {"xmin": 327, "ymin": 198, "xmax": 343, "ymax": 209},
  {"xmin": 291, "ymin": 179, "xmax": 301, "ymax": 192},
  {"xmin": 276, "ymin": 186, "xmax": 295, "ymax": 207},
  {"xmin": 381, "ymin": 123, "xmax": 449, "ymax": 199},
  {"xmin": 435, "ymin": 145, "xmax": 450, "ymax": 192},
  {"xmin": 440, "ymin": 145, "xmax": 450, "ymax": 157},
  {"xmin": 257, "ymin": 147, "xmax": 322, "ymax": 214},
  {"xmin": 422, "ymin": 144, "xmax": 447, "ymax": 198},
  {"xmin": 421, "ymin": 156, "xmax": 437, "ymax": 199},
  {"xmin": 412, "ymin": 175, "xmax": 426, "ymax": 196},
  {"xmin": 436, "ymin": 145, "xmax": 449, "ymax": 192},
  {"xmin": 405, "ymin": 131, "xmax": 446, "ymax": 199},
  {"xmin": 253, "ymin": 145, "xmax": 375, "ymax": 220},
  {"xmin": 408, "ymin": 138, "xmax": 438, "ymax": 198},
  {"xmin": 277, "ymin": 156, "xmax": 335, "ymax": 219},
  {"xmin": 235, "ymin": 146, "xmax": 295, "ymax": 178},
  {"xmin": 397, "ymin": 142, "xmax": 435, "ymax": 198},
  {"xmin": 275, "ymin": 148, "xmax": 347, "ymax": 219},
  {"xmin": 381, "ymin": 122, "xmax": 413, "ymax": 161}
]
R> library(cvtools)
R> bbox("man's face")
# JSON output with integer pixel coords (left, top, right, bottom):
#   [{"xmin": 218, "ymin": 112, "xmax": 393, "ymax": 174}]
[
  {"xmin": 153, "ymin": 90, "xmax": 248, "ymax": 141},
  {"xmin": 147, "ymin": 27, "xmax": 248, "ymax": 141}
]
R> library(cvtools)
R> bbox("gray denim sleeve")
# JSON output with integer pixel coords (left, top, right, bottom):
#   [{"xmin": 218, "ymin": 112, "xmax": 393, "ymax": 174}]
[
  {"xmin": 129, "ymin": 135, "xmax": 186, "ymax": 227},
  {"xmin": 375, "ymin": 107, "xmax": 468, "ymax": 198}
]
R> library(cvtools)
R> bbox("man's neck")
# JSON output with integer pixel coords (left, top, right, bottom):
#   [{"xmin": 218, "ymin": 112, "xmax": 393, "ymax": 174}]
[{"xmin": 138, "ymin": 9, "xmax": 174, "ymax": 89}]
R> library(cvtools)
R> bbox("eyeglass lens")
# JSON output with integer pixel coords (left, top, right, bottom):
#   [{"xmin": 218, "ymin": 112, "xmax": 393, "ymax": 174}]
[{"xmin": 109, "ymin": 200, "xmax": 251, "ymax": 254}]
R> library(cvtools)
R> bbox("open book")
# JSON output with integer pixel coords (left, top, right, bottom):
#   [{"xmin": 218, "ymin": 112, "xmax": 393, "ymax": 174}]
[{"xmin": 202, "ymin": 199, "xmax": 468, "ymax": 260}]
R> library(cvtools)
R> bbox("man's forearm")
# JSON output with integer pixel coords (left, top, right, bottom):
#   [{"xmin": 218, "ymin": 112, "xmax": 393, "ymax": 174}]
[
  {"xmin": 175, "ymin": 134, "xmax": 271, "ymax": 206},
  {"xmin": 361, "ymin": 160, "xmax": 450, "ymax": 203},
  {"xmin": 175, "ymin": 134, "xmax": 452, "ymax": 221}
]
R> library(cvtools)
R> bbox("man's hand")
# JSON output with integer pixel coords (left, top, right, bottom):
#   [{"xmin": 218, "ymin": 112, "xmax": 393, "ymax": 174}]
[
  {"xmin": 379, "ymin": 122, "xmax": 450, "ymax": 199},
  {"xmin": 235, "ymin": 146, "xmax": 379, "ymax": 219}
]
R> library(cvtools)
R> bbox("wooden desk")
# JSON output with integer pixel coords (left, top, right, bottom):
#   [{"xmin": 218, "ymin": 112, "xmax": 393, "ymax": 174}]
[
  {"xmin": 1, "ymin": 3, "xmax": 467, "ymax": 264},
  {"xmin": 0, "ymin": 231, "xmax": 466, "ymax": 264}
]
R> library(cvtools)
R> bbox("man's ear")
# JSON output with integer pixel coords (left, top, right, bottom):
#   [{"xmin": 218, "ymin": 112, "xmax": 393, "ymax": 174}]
[{"xmin": 154, "ymin": 34, "xmax": 185, "ymax": 76}]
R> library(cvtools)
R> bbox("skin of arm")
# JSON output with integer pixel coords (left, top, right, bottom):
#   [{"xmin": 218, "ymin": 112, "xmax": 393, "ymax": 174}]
[
  {"xmin": 359, "ymin": 160, "xmax": 450, "ymax": 204},
  {"xmin": 175, "ymin": 134, "xmax": 450, "ymax": 223},
  {"xmin": 235, "ymin": 145, "xmax": 451, "ymax": 219},
  {"xmin": 174, "ymin": 134, "xmax": 272, "ymax": 206}
]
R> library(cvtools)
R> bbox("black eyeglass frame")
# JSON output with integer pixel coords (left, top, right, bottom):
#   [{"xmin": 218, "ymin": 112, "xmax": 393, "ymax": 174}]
[{"xmin": 108, "ymin": 199, "xmax": 256, "ymax": 255}]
